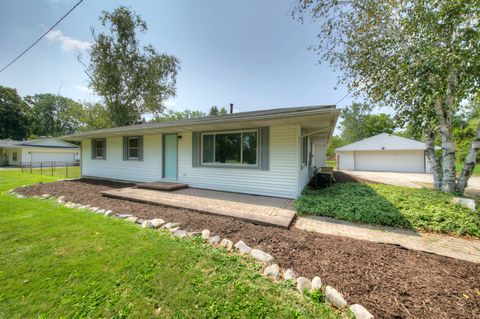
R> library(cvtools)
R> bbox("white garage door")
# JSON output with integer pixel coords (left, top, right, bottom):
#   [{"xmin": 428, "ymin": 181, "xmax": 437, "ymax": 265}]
[
  {"xmin": 354, "ymin": 150, "xmax": 425, "ymax": 173},
  {"xmin": 31, "ymin": 152, "xmax": 75, "ymax": 163}
]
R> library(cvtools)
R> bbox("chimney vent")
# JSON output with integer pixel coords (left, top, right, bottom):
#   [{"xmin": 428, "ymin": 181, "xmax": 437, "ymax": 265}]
[{"xmin": 230, "ymin": 103, "xmax": 233, "ymax": 114}]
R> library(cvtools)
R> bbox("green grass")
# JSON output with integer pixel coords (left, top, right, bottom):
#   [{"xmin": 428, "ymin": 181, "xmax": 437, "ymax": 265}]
[
  {"xmin": 0, "ymin": 171, "xmax": 339, "ymax": 319},
  {"xmin": 18, "ymin": 165, "xmax": 80, "ymax": 178},
  {"xmin": 325, "ymin": 160, "xmax": 336, "ymax": 169},
  {"xmin": 296, "ymin": 183, "xmax": 480, "ymax": 238},
  {"xmin": 456, "ymin": 161, "xmax": 480, "ymax": 176}
]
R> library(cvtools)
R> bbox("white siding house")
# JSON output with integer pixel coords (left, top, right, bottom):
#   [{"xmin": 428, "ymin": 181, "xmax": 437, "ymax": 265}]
[
  {"xmin": 68, "ymin": 105, "xmax": 339, "ymax": 199},
  {"xmin": 0, "ymin": 139, "xmax": 80, "ymax": 167},
  {"xmin": 336, "ymin": 133, "xmax": 435, "ymax": 173}
]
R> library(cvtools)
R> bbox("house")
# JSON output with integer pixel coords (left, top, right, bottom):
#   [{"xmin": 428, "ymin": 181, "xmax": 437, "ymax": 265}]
[
  {"xmin": 336, "ymin": 133, "xmax": 434, "ymax": 173},
  {"xmin": 0, "ymin": 139, "xmax": 80, "ymax": 166},
  {"xmin": 62, "ymin": 105, "xmax": 339, "ymax": 199}
]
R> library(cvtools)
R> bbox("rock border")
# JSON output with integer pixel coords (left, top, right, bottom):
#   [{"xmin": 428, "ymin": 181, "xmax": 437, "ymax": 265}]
[{"xmin": 7, "ymin": 189, "xmax": 374, "ymax": 319}]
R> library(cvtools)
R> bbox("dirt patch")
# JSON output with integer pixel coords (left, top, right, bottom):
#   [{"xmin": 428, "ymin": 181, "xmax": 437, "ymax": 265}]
[
  {"xmin": 17, "ymin": 179, "xmax": 480, "ymax": 319},
  {"xmin": 333, "ymin": 171, "xmax": 380, "ymax": 184}
]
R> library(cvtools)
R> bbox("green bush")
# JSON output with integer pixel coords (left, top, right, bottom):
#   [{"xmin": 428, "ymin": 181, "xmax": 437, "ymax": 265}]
[{"xmin": 295, "ymin": 183, "xmax": 480, "ymax": 237}]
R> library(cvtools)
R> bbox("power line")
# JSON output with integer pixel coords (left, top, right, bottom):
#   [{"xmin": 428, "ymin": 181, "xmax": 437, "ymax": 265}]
[{"xmin": 0, "ymin": 0, "xmax": 85, "ymax": 74}]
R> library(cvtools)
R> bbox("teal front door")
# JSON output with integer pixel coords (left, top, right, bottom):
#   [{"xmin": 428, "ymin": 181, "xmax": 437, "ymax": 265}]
[{"xmin": 163, "ymin": 134, "xmax": 178, "ymax": 179}]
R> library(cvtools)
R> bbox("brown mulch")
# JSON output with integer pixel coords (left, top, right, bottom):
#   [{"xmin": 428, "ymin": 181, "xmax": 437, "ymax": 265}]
[{"xmin": 16, "ymin": 179, "xmax": 480, "ymax": 319}]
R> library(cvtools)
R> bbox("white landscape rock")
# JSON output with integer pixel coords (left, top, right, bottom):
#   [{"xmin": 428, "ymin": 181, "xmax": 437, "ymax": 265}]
[
  {"xmin": 174, "ymin": 229, "xmax": 187, "ymax": 238},
  {"xmin": 16, "ymin": 194, "xmax": 25, "ymax": 199},
  {"xmin": 90, "ymin": 207, "xmax": 99, "ymax": 212},
  {"xmin": 325, "ymin": 286, "xmax": 348, "ymax": 309},
  {"xmin": 250, "ymin": 249, "xmax": 274, "ymax": 264},
  {"xmin": 125, "ymin": 216, "xmax": 138, "ymax": 223},
  {"xmin": 452, "ymin": 197, "xmax": 476, "ymax": 211},
  {"xmin": 150, "ymin": 218, "xmax": 165, "ymax": 228},
  {"xmin": 41, "ymin": 194, "xmax": 51, "ymax": 199},
  {"xmin": 263, "ymin": 263, "xmax": 280, "ymax": 278},
  {"xmin": 296, "ymin": 277, "xmax": 311, "ymax": 294},
  {"xmin": 116, "ymin": 214, "xmax": 133, "ymax": 219},
  {"xmin": 220, "ymin": 238, "xmax": 233, "ymax": 251},
  {"xmin": 104, "ymin": 210, "xmax": 113, "ymax": 216},
  {"xmin": 142, "ymin": 220, "xmax": 154, "ymax": 228},
  {"xmin": 201, "ymin": 229, "xmax": 211, "ymax": 240},
  {"xmin": 311, "ymin": 276, "xmax": 322, "ymax": 290},
  {"xmin": 163, "ymin": 222, "xmax": 180, "ymax": 229},
  {"xmin": 234, "ymin": 240, "xmax": 251, "ymax": 254},
  {"xmin": 96, "ymin": 209, "xmax": 106, "ymax": 214},
  {"xmin": 283, "ymin": 269, "xmax": 295, "ymax": 281},
  {"xmin": 169, "ymin": 227, "xmax": 180, "ymax": 233},
  {"xmin": 56, "ymin": 196, "xmax": 66, "ymax": 203},
  {"xmin": 349, "ymin": 304, "xmax": 374, "ymax": 319},
  {"xmin": 187, "ymin": 231, "xmax": 202, "ymax": 238},
  {"xmin": 208, "ymin": 235, "xmax": 221, "ymax": 245}
]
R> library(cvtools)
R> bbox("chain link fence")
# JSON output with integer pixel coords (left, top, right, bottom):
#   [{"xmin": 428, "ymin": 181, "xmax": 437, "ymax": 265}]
[{"xmin": 20, "ymin": 162, "xmax": 80, "ymax": 178}]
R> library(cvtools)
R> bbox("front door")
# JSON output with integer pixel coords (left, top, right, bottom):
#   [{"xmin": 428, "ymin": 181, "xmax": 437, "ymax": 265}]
[{"xmin": 163, "ymin": 134, "xmax": 178, "ymax": 179}]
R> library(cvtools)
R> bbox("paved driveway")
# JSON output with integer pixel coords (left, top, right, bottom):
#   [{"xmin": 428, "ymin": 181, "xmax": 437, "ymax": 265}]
[{"xmin": 341, "ymin": 170, "xmax": 480, "ymax": 192}]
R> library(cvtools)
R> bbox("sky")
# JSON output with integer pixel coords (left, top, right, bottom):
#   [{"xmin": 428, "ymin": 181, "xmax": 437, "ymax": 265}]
[{"xmin": 0, "ymin": 0, "xmax": 358, "ymax": 117}]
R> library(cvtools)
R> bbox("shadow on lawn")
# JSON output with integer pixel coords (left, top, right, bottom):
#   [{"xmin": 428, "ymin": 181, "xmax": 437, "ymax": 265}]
[{"xmin": 297, "ymin": 172, "xmax": 417, "ymax": 234}]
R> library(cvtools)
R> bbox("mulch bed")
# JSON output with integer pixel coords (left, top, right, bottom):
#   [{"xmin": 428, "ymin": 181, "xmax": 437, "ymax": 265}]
[{"xmin": 16, "ymin": 179, "xmax": 480, "ymax": 319}]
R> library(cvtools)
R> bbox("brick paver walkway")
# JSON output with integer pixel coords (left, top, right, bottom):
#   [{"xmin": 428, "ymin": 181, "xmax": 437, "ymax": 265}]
[
  {"xmin": 295, "ymin": 216, "xmax": 480, "ymax": 263},
  {"xmin": 102, "ymin": 187, "xmax": 296, "ymax": 228}
]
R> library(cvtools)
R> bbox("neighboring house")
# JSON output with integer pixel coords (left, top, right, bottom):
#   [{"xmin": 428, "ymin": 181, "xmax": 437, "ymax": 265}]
[
  {"xmin": 0, "ymin": 139, "xmax": 80, "ymax": 166},
  {"xmin": 62, "ymin": 105, "xmax": 339, "ymax": 199},
  {"xmin": 336, "ymin": 133, "xmax": 436, "ymax": 173}
]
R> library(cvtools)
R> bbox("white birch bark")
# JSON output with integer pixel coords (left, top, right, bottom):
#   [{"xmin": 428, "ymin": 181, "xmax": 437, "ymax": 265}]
[
  {"xmin": 456, "ymin": 124, "xmax": 480, "ymax": 194},
  {"xmin": 424, "ymin": 128, "xmax": 442, "ymax": 190}
]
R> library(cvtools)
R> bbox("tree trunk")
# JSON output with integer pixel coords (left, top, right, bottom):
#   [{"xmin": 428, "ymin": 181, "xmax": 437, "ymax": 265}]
[
  {"xmin": 456, "ymin": 124, "xmax": 480, "ymax": 194},
  {"xmin": 433, "ymin": 96, "xmax": 457, "ymax": 193},
  {"xmin": 424, "ymin": 128, "xmax": 442, "ymax": 190}
]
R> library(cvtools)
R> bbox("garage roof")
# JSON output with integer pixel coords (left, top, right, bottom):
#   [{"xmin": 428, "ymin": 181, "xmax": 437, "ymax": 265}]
[
  {"xmin": 0, "ymin": 138, "xmax": 79, "ymax": 149},
  {"xmin": 336, "ymin": 133, "xmax": 434, "ymax": 151}
]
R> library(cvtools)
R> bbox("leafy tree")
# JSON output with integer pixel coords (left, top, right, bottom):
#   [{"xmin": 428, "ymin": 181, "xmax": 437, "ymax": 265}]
[
  {"xmin": 295, "ymin": 0, "xmax": 480, "ymax": 193},
  {"xmin": 79, "ymin": 102, "xmax": 112, "ymax": 131},
  {"xmin": 209, "ymin": 106, "xmax": 228, "ymax": 116},
  {"xmin": 326, "ymin": 135, "xmax": 345, "ymax": 156},
  {"xmin": 84, "ymin": 6, "xmax": 180, "ymax": 127},
  {"xmin": 153, "ymin": 109, "xmax": 206, "ymax": 122},
  {"xmin": 0, "ymin": 86, "xmax": 29, "ymax": 140},
  {"xmin": 24, "ymin": 94, "xmax": 83, "ymax": 137},
  {"xmin": 340, "ymin": 103, "xmax": 396, "ymax": 144}
]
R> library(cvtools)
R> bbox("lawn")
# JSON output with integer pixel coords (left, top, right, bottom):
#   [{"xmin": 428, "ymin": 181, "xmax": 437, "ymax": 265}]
[
  {"xmin": 0, "ymin": 171, "xmax": 339, "ymax": 318},
  {"xmin": 296, "ymin": 182, "xmax": 480, "ymax": 238},
  {"xmin": 325, "ymin": 160, "xmax": 336, "ymax": 169}
]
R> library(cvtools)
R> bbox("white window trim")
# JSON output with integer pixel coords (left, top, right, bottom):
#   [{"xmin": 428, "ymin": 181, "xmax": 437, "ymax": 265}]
[
  {"xmin": 127, "ymin": 137, "xmax": 139, "ymax": 160},
  {"xmin": 200, "ymin": 129, "xmax": 259, "ymax": 167},
  {"xmin": 95, "ymin": 140, "xmax": 104, "ymax": 159}
]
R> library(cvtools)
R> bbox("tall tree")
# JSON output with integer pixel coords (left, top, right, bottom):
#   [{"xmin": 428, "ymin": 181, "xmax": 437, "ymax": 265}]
[
  {"xmin": 0, "ymin": 86, "xmax": 29, "ymax": 140},
  {"xmin": 25, "ymin": 94, "xmax": 83, "ymax": 137},
  {"xmin": 79, "ymin": 102, "xmax": 112, "ymax": 131},
  {"xmin": 208, "ymin": 106, "xmax": 228, "ymax": 116},
  {"xmin": 154, "ymin": 109, "xmax": 206, "ymax": 122},
  {"xmin": 84, "ymin": 6, "xmax": 180, "ymax": 127},
  {"xmin": 295, "ymin": 0, "xmax": 480, "ymax": 193},
  {"xmin": 340, "ymin": 103, "xmax": 396, "ymax": 144}
]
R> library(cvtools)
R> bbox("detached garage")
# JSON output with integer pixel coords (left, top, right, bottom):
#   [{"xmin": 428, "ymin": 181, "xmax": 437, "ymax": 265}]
[{"xmin": 336, "ymin": 133, "xmax": 433, "ymax": 173}]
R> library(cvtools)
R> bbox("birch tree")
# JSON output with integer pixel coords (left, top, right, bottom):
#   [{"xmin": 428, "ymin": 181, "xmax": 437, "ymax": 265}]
[{"xmin": 295, "ymin": 0, "xmax": 480, "ymax": 193}]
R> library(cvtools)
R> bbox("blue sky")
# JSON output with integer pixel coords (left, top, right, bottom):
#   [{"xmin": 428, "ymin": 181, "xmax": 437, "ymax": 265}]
[{"xmin": 0, "ymin": 0, "xmax": 356, "ymax": 115}]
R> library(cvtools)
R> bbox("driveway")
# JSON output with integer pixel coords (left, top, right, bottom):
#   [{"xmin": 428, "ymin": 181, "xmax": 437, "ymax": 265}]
[{"xmin": 341, "ymin": 170, "xmax": 480, "ymax": 192}]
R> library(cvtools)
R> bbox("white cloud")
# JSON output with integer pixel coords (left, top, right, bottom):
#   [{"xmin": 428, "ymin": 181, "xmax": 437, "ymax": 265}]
[
  {"xmin": 46, "ymin": 29, "xmax": 92, "ymax": 52},
  {"xmin": 163, "ymin": 100, "xmax": 176, "ymax": 108},
  {"xmin": 75, "ymin": 85, "xmax": 92, "ymax": 93}
]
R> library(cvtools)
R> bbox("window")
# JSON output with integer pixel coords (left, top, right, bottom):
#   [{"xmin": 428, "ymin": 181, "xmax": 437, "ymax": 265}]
[
  {"xmin": 95, "ymin": 139, "xmax": 104, "ymax": 159},
  {"xmin": 302, "ymin": 136, "xmax": 308, "ymax": 166},
  {"xmin": 128, "ymin": 137, "xmax": 139, "ymax": 159},
  {"xmin": 12, "ymin": 152, "xmax": 17, "ymax": 161},
  {"xmin": 201, "ymin": 130, "xmax": 257, "ymax": 165}
]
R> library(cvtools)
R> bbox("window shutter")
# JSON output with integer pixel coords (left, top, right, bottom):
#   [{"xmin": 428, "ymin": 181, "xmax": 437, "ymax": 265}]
[
  {"xmin": 192, "ymin": 132, "xmax": 200, "ymax": 167},
  {"xmin": 91, "ymin": 139, "xmax": 96, "ymax": 160},
  {"xmin": 138, "ymin": 136, "xmax": 144, "ymax": 161},
  {"xmin": 102, "ymin": 138, "xmax": 107, "ymax": 160},
  {"xmin": 260, "ymin": 127, "xmax": 269, "ymax": 170},
  {"xmin": 123, "ymin": 137, "xmax": 128, "ymax": 161}
]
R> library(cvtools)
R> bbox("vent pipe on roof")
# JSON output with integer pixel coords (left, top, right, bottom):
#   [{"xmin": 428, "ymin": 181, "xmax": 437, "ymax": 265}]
[{"xmin": 230, "ymin": 103, "xmax": 233, "ymax": 114}]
